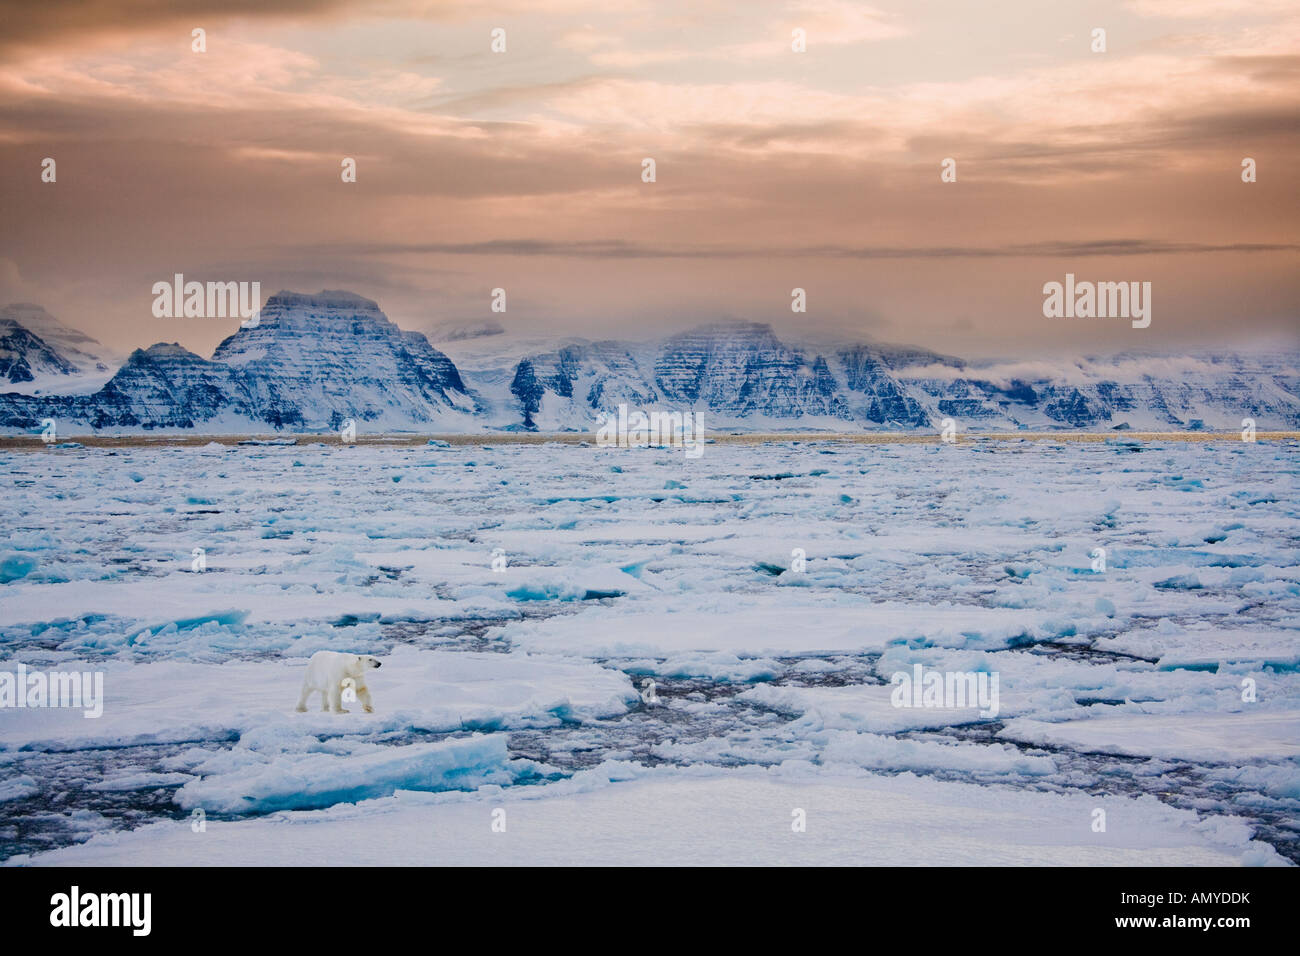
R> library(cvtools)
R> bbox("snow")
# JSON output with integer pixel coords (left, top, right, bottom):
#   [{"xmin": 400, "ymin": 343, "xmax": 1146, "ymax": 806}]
[
  {"xmin": 504, "ymin": 599, "xmax": 1088, "ymax": 657},
  {"xmin": 0, "ymin": 647, "xmax": 638, "ymax": 751},
  {"xmin": 740, "ymin": 683, "xmax": 1004, "ymax": 733},
  {"xmin": 18, "ymin": 765, "xmax": 1284, "ymax": 866},
  {"xmin": 0, "ymin": 776, "xmax": 38, "ymax": 802},
  {"xmin": 1098, "ymin": 627, "xmax": 1300, "ymax": 671},
  {"xmin": 1, "ymin": 437, "xmax": 1296, "ymax": 864},
  {"xmin": 175, "ymin": 734, "xmax": 511, "ymax": 813},
  {"xmin": 1001, "ymin": 711, "xmax": 1300, "ymax": 763}
]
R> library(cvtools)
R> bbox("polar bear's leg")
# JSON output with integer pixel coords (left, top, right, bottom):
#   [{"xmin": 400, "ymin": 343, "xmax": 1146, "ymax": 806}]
[
  {"xmin": 319, "ymin": 688, "xmax": 329, "ymax": 712},
  {"xmin": 329, "ymin": 682, "xmax": 349, "ymax": 714},
  {"xmin": 295, "ymin": 680, "xmax": 310, "ymax": 713},
  {"xmin": 357, "ymin": 682, "xmax": 374, "ymax": 714}
]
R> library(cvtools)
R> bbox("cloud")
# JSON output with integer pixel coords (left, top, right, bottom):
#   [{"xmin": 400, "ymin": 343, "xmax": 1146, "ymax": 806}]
[
  {"xmin": 552, "ymin": 1, "xmax": 905, "ymax": 69},
  {"xmin": 897, "ymin": 355, "xmax": 1230, "ymax": 388},
  {"xmin": 1127, "ymin": 0, "xmax": 1299, "ymax": 18},
  {"xmin": 0, "ymin": 0, "xmax": 354, "ymax": 56},
  {"xmin": 0, "ymin": 257, "xmax": 38, "ymax": 303},
  {"xmin": 1, "ymin": 0, "xmax": 1296, "ymax": 356},
  {"xmin": 317, "ymin": 238, "xmax": 1300, "ymax": 259}
]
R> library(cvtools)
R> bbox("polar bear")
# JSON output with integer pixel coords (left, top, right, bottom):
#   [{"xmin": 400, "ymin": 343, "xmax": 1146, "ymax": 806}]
[{"xmin": 295, "ymin": 651, "xmax": 382, "ymax": 714}]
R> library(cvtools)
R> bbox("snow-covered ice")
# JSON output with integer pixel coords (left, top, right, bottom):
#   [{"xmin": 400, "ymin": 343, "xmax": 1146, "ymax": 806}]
[
  {"xmin": 0, "ymin": 437, "xmax": 1296, "ymax": 864},
  {"xmin": 18, "ymin": 766, "xmax": 1282, "ymax": 866}
]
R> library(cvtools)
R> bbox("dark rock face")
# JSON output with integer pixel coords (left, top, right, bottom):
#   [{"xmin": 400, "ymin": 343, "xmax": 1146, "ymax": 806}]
[
  {"xmin": 91, "ymin": 344, "xmax": 248, "ymax": 429},
  {"xmin": 509, "ymin": 360, "xmax": 543, "ymax": 430},
  {"xmin": 1041, "ymin": 388, "xmax": 1102, "ymax": 428},
  {"xmin": 509, "ymin": 341, "xmax": 660, "ymax": 429},
  {"xmin": 652, "ymin": 323, "xmax": 850, "ymax": 419},
  {"xmin": 836, "ymin": 346, "xmax": 930, "ymax": 425}
]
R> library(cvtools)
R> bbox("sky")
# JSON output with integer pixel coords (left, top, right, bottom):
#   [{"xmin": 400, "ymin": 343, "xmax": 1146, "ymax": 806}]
[{"xmin": 1, "ymin": 0, "xmax": 1297, "ymax": 359}]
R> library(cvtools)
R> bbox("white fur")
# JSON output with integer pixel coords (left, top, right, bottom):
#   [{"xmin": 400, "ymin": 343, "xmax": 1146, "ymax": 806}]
[{"xmin": 295, "ymin": 651, "xmax": 382, "ymax": 714}]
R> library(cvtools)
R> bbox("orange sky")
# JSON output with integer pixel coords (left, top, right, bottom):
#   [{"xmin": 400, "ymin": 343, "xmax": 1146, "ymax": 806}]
[{"xmin": 1, "ymin": 0, "xmax": 1296, "ymax": 357}]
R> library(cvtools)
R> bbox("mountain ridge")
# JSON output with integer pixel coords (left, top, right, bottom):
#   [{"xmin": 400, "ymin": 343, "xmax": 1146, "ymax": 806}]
[{"xmin": 1, "ymin": 291, "xmax": 1296, "ymax": 434}]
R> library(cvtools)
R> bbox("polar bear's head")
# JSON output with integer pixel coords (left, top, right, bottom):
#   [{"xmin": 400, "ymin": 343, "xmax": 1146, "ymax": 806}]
[{"xmin": 357, "ymin": 655, "xmax": 382, "ymax": 670}]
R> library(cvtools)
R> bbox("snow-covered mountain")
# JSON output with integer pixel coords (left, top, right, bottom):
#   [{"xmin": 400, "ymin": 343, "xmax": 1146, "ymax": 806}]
[
  {"xmin": 0, "ymin": 291, "xmax": 478, "ymax": 432},
  {"xmin": 207, "ymin": 291, "xmax": 475, "ymax": 429},
  {"xmin": 500, "ymin": 323, "xmax": 1300, "ymax": 432},
  {"xmin": 0, "ymin": 303, "xmax": 119, "ymax": 392},
  {"xmin": 0, "ymin": 319, "xmax": 79, "ymax": 384},
  {"xmin": 894, "ymin": 351, "xmax": 1300, "ymax": 431},
  {"xmin": 0, "ymin": 290, "xmax": 1296, "ymax": 434}
]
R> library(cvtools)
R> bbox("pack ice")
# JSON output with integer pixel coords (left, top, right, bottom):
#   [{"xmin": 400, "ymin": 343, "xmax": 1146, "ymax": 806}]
[{"xmin": 0, "ymin": 437, "xmax": 1295, "ymax": 865}]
